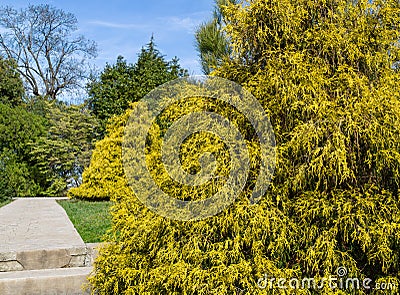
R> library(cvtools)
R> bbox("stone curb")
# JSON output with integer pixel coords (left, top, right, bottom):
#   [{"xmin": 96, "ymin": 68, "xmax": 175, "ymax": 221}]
[{"xmin": 0, "ymin": 244, "xmax": 100, "ymax": 272}]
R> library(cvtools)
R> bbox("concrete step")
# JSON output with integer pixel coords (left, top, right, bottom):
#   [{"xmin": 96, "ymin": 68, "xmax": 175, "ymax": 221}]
[
  {"xmin": 0, "ymin": 244, "xmax": 99, "ymax": 272},
  {"xmin": 0, "ymin": 267, "xmax": 92, "ymax": 295}
]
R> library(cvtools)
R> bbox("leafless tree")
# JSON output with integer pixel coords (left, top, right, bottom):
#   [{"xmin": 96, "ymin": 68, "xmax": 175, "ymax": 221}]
[{"xmin": 0, "ymin": 4, "xmax": 97, "ymax": 100}]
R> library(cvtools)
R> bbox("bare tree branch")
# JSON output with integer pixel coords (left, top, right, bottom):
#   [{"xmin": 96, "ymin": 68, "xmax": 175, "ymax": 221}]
[{"xmin": 0, "ymin": 4, "xmax": 97, "ymax": 100}]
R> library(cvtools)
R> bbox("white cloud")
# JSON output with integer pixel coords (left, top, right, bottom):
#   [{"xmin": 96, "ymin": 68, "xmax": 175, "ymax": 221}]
[
  {"xmin": 159, "ymin": 11, "xmax": 209, "ymax": 33},
  {"xmin": 87, "ymin": 20, "xmax": 148, "ymax": 30},
  {"xmin": 164, "ymin": 17, "xmax": 199, "ymax": 33}
]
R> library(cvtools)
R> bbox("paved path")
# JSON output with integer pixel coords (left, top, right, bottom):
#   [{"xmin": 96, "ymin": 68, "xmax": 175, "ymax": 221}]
[{"xmin": 0, "ymin": 198, "xmax": 85, "ymax": 252}]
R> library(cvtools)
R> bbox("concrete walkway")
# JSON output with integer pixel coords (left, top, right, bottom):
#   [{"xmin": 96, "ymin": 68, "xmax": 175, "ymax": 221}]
[
  {"xmin": 0, "ymin": 198, "xmax": 85, "ymax": 253},
  {"xmin": 0, "ymin": 198, "xmax": 94, "ymax": 294}
]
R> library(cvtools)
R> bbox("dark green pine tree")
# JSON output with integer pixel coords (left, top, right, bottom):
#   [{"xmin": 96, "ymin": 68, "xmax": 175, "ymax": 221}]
[{"xmin": 87, "ymin": 37, "xmax": 187, "ymax": 134}]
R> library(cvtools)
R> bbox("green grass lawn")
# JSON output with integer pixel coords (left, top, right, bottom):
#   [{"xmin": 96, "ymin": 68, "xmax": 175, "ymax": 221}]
[
  {"xmin": 0, "ymin": 199, "xmax": 12, "ymax": 208},
  {"xmin": 58, "ymin": 199, "xmax": 113, "ymax": 243}
]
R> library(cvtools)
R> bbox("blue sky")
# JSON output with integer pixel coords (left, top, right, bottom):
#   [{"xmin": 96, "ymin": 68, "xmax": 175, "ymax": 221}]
[{"xmin": 1, "ymin": 0, "xmax": 215, "ymax": 75}]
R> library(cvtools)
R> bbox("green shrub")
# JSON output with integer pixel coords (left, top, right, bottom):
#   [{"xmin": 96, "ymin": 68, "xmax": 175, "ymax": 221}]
[{"xmin": 0, "ymin": 103, "xmax": 45, "ymax": 200}]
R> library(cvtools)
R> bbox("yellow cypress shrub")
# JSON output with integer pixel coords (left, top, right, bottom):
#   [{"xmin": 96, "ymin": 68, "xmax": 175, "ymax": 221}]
[
  {"xmin": 68, "ymin": 110, "xmax": 132, "ymax": 200},
  {"xmin": 85, "ymin": 0, "xmax": 400, "ymax": 294}
]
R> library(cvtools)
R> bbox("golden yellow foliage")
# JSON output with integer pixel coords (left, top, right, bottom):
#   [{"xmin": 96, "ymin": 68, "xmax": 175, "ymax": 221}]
[
  {"xmin": 68, "ymin": 110, "xmax": 133, "ymax": 201},
  {"xmin": 75, "ymin": 0, "xmax": 400, "ymax": 293}
]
